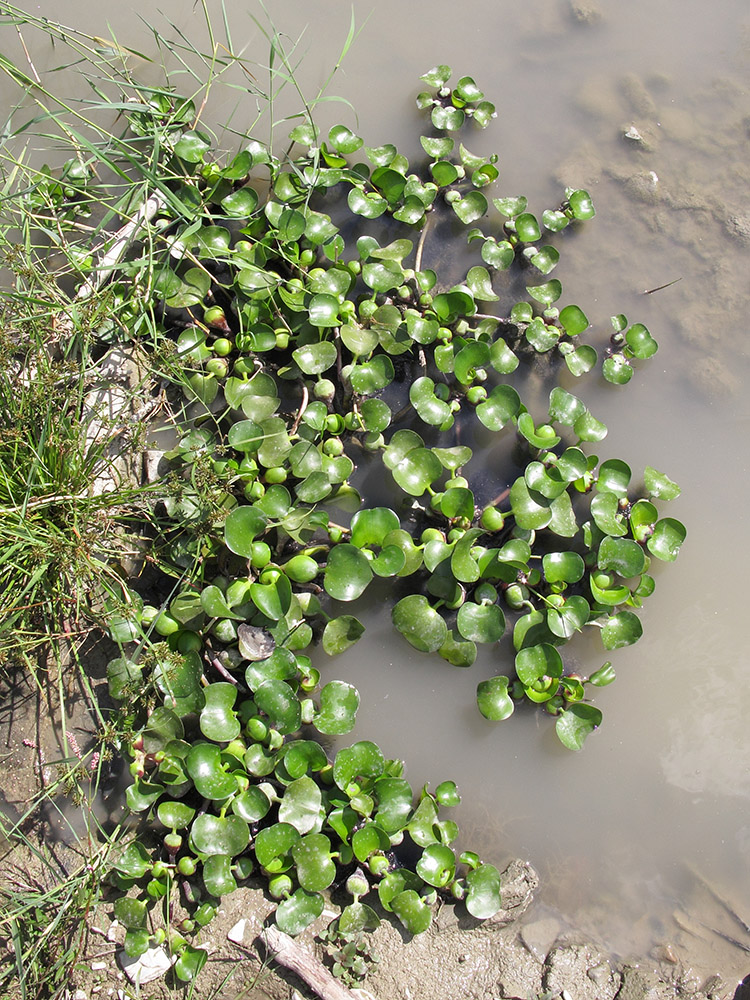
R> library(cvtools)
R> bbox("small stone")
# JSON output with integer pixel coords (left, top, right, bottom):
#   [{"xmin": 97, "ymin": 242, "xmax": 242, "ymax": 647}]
[
  {"xmin": 106, "ymin": 921, "xmax": 120, "ymax": 943},
  {"xmin": 621, "ymin": 73, "xmax": 657, "ymax": 117},
  {"xmin": 90, "ymin": 962, "xmax": 107, "ymax": 972},
  {"xmin": 725, "ymin": 214, "xmax": 750, "ymax": 247},
  {"xmin": 119, "ymin": 946, "xmax": 176, "ymax": 985},
  {"xmin": 228, "ymin": 918, "xmax": 252, "ymax": 946},
  {"xmin": 73, "ymin": 991, "xmax": 87, "ymax": 1000}
]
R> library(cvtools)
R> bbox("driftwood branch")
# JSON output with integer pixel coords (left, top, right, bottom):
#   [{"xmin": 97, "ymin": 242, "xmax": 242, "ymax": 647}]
[{"xmin": 256, "ymin": 922, "xmax": 367, "ymax": 1000}]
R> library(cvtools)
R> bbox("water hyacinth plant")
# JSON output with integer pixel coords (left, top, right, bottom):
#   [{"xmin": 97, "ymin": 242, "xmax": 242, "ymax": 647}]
[{"xmin": 0, "ymin": 7, "xmax": 685, "ymax": 981}]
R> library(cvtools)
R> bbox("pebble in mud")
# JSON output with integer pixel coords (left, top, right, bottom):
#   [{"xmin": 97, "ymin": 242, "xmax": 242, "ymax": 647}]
[
  {"xmin": 621, "ymin": 73, "xmax": 658, "ymax": 118},
  {"xmin": 623, "ymin": 170, "xmax": 661, "ymax": 204},
  {"xmin": 519, "ymin": 916, "xmax": 561, "ymax": 963}
]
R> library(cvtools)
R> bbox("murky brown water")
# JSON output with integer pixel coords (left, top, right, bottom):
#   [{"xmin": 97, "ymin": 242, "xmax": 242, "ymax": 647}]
[{"xmin": 5, "ymin": 0, "xmax": 750, "ymax": 982}]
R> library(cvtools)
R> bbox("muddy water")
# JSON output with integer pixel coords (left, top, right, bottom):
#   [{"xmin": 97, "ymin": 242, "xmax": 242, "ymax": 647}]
[{"xmin": 8, "ymin": 0, "xmax": 750, "ymax": 981}]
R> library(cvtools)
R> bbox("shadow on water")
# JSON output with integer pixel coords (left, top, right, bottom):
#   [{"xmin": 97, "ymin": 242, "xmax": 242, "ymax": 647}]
[{"xmin": 3, "ymin": 0, "xmax": 750, "ymax": 982}]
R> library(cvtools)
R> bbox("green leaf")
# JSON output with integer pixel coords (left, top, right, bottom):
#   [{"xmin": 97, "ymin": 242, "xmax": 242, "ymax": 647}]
[
  {"xmin": 647, "ymin": 518, "xmax": 686, "ymax": 562},
  {"xmin": 279, "ymin": 776, "xmax": 323, "ymax": 835},
  {"xmin": 527, "ymin": 279, "xmax": 562, "ymax": 305},
  {"xmin": 559, "ymin": 304, "xmax": 589, "ymax": 336},
  {"xmin": 625, "ymin": 323, "xmax": 658, "ymax": 359},
  {"xmin": 549, "ymin": 387, "xmax": 585, "ymax": 426},
  {"xmin": 333, "ymin": 741, "xmax": 385, "ymax": 790},
  {"xmin": 392, "ymin": 595, "xmax": 448, "ymax": 653},
  {"xmin": 493, "ymin": 196, "xmax": 527, "ymax": 218},
  {"xmin": 591, "ymin": 493, "xmax": 627, "ymax": 537},
  {"xmin": 175, "ymin": 945, "xmax": 208, "ymax": 983},
  {"xmin": 597, "ymin": 459, "xmax": 632, "ymax": 497},
  {"xmin": 476, "ymin": 675, "xmax": 514, "ymax": 720},
  {"xmin": 567, "ymin": 189, "xmax": 596, "ymax": 220},
  {"xmin": 432, "ymin": 105, "xmax": 465, "ymax": 131},
  {"xmin": 324, "ymin": 544, "xmax": 373, "ymax": 601},
  {"xmin": 602, "ymin": 611, "xmax": 643, "ymax": 649},
  {"xmin": 556, "ymin": 704, "xmax": 602, "ymax": 750},
  {"xmin": 476, "ymin": 385, "xmax": 521, "ymax": 431},
  {"xmin": 322, "ymin": 616, "xmax": 366, "ymax": 655},
  {"xmin": 391, "ymin": 890, "xmax": 432, "ymax": 935},
  {"xmin": 515, "ymin": 213, "xmax": 541, "ymax": 242},
  {"xmin": 421, "ymin": 135, "xmax": 455, "ymax": 158},
  {"xmin": 350, "ymin": 355, "xmax": 394, "ymax": 394},
  {"xmin": 417, "ymin": 844, "xmax": 456, "ymax": 887},
  {"xmin": 543, "ymin": 551, "xmax": 585, "ymax": 584},
  {"xmin": 565, "ymin": 345, "xmax": 597, "ymax": 376},
  {"xmin": 547, "ymin": 595, "xmax": 590, "ymax": 639},
  {"xmin": 221, "ymin": 187, "xmax": 259, "ymax": 218},
  {"xmin": 466, "ymin": 266, "xmax": 498, "ymax": 301},
  {"xmin": 603, "ymin": 354, "xmax": 633, "ymax": 384},
  {"xmin": 174, "ymin": 130, "xmax": 210, "ymax": 162},
  {"xmin": 276, "ymin": 888, "xmax": 325, "ymax": 936},
  {"xmin": 482, "ymin": 239, "xmax": 515, "ymax": 270},
  {"xmin": 574, "ymin": 410, "xmax": 608, "ymax": 442},
  {"xmin": 455, "ymin": 341, "xmax": 491, "ymax": 385},
  {"xmin": 452, "ymin": 192, "xmax": 488, "ymax": 224},
  {"xmin": 644, "ymin": 466, "xmax": 681, "ymax": 500},
  {"xmin": 465, "ymin": 864, "xmax": 502, "ymax": 918},
  {"xmin": 315, "ymin": 681, "xmax": 360, "ymax": 735},
  {"xmin": 598, "ymin": 536, "xmax": 646, "ymax": 578},
  {"xmin": 348, "ymin": 187, "xmax": 388, "ymax": 219},
  {"xmin": 456, "ymin": 602, "xmax": 505, "ymax": 643},
  {"xmin": 224, "ymin": 506, "xmax": 268, "ymax": 557},
  {"xmin": 421, "ymin": 64, "xmax": 452, "ymax": 87},
  {"xmin": 254, "ymin": 679, "xmax": 302, "ymax": 734},
  {"xmin": 329, "ymin": 124, "xmax": 363, "ymax": 154},
  {"xmin": 529, "ymin": 245, "xmax": 560, "ymax": 275},
  {"xmin": 199, "ymin": 682, "xmax": 241, "ymax": 742},
  {"xmin": 410, "ymin": 377, "xmax": 453, "ymax": 426},
  {"xmin": 509, "ymin": 478, "xmax": 552, "ymax": 531},
  {"xmin": 515, "ymin": 644, "xmax": 563, "ymax": 686},
  {"xmin": 430, "ymin": 160, "xmax": 459, "ymax": 186},
  {"xmin": 190, "ymin": 814, "xmax": 250, "ymax": 856}
]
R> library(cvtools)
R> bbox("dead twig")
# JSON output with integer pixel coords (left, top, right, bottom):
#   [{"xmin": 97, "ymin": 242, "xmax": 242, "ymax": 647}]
[{"xmin": 256, "ymin": 921, "xmax": 367, "ymax": 1000}]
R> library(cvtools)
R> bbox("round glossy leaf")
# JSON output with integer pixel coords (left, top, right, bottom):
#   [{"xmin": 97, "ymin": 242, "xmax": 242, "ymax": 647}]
[
  {"xmin": 603, "ymin": 354, "xmax": 633, "ymax": 384},
  {"xmin": 283, "ymin": 741, "xmax": 328, "ymax": 779},
  {"xmin": 597, "ymin": 459, "xmax": 632, "ymax": 497},
  {"xmin": 430, "ymin": 160, "xmax": 459, "ymax": 186},
  {"xmin": 454, "ymin": 341, "xmax": 490, "ymax": 385},
  {"xmin": 421, "ymin": 135, "xmax": 455, "ymax": 158},
  {"xmin": 465, "ymin": 864, "xmax": 502, "ymax": 919},
  {"xmin": 392, "ymin": 889, "xmax": 432, "ymax": 935},
  {"xmin": 174, "ymin": 130, "xmax": 210, "ymax": 162},
  {"xmin": 515, "ymin": 213, "xmax": 541, "ymax": 242},
  {"xmin": 527, "ymin": 280, "xmax": 562, "ymax": 305},
  {"xmin": 254, "ymin": 679, "xmax": 302, "ymax": 734},
  {"xmin": 190, "ymin": 814, "xmax": 250, "ymax": 857},
  {"xmin": 548, "ymin": 387, "xmax": 585, "ymax": 426},
  {"xmin": 410, "ymin": 377, "xmax": 453, "ymax": 426},
  {"xmin": 293, "ymin": 834, "xmax": 336, "ymax": 891},
  {"xmin": 142, "ymin": 708, "xmax": 184, "ymax": 754},
  {"xmin": 432, "ymin": 105, "xmax": 464, "ymax": 131},
  {"xmin": 115, "ymin": 842, "xmax": 151, "ymax": 879},
  {"xmin": 315, "ymin": 680, "xmax": 360, "ymax": 735},
  {"xmin": 392, "ymin": 447, "xmax": 442, "ymax": 497},
  {"xmin": 565, "ymin": 345, "xmax": 598, "ymax": 377},
  {"xmin": 493, "ymin": 195, "xmax": 527, "ymax": 218},
  {"xmin": 225, "ymin": 506, "xmax": 268, "ymax": 557},
  {"xmin": 556, "ymin": 704, "xmax": 602, "ymax": 750},
  {"xmin": 453, "ymin": 192, "xmax": 488, "ymax": 225},
  {"xmin": 185, "ymin": 743, "xmax": 236, "ymax": 800},
  {"xmin": 589, "ymin": 663, "xmax": 616, "ymax": 687},
  {"xmin": 530, "ymin": 245, "xmax": 560, "ymax": 275},
  {"xmin": 339, "ymin": 902, "xmax": 381, "ymax": 934},
  {"xmin": 543, "ymin": 209, "xmax": 569, "ymax": 232},
  {"xmin": 378, "ymin": 870, "xmax": 424, "ymax": 912},
  {"xmin": 439, "ymin": 632, "xmax": 477, "ymax": 668},
  {"xmin": 547, "ymin": 596, "xmax": 590, "ymax": 639},
  {"xmin": 392, "ymin": 595, "xmax": 448, "ymax": 653},
  {"xmin": 625, "ymin": 323, "xmax": 658, "ymax": 359},
  {"xmin": 482, "ymin": 239, "xmax": 515, "ymax": 270},
  {"xmin": 647, "ymin": 518, "xmax": 686, "ymax": 562},
  {"xmin": 476, "ymin": 675, "xmax": 514, "ymax": 721},
  {"xmin": 476, "ymin": 385, "xmax": 521, "ymax": 431},
  {"xmin": 292, "ymin": 341, "xmax": 337, "ymax": 374},
  {"xmin": 232, "ymin": 786, "xmax": 272, "ymax": 823},
  {"xmin": 591, "ymin": 493, "xmax": 627, "ymax": 537},
  {"xmin": 598, "ymin": 536, "xmax": 646, "ymax": 578},
  {"xmin": 373, "ymin": 777, "xmax": 413, "ymax": 834},
  {"xmin": 333, "ymin": 741, "xmax": 385, "ymax": 791},
  {"xmin": 255, "ymin": 823, "xmax": 300, "ymax": 871},
  {"xmin": 417, "ymin": 844, "xmax": 456, "ymax": 888},
  {"xmin": 114, "ymin": 897, "xmax": 147, "ymax": 930},
  {"xmin": 352, "ymin": 823, "xmax": 390, "ymax": 863},
  {"xmin": 644, "ymin": 466, "xmax": 681, "ymax": 501},
  {"xmin": 602, "ymin": 611, "xmax": 643, "ymax": 650},
  {"xmin": 350, "ymin": 355, "xmax": 394, "ymax": 394},
  {"xmin": 509, "ymin": 478, "xmax": 552, "ymax": 531},
  {"xmin": 568, "ymin": 189, "xmax": 595, "ymax": 220},
  {"xmin": 174, "ymin": 945, "xmax": 208, "ymax": 983},
  {"xmin": 322, "ymin": 616, "xmax": 366, "ymax": 656},
  {"xmin": 250, "ymin": 575, "xmax": 292, "ymax": 621},
  {"xmin": 329, "ymin": 124, "xmax": 362, "ymax": 153},
  {"xmin": 278, "ymin": 776, "xmax": 323, "ymax": 835},
  {"xmin": 590, "ymin": 572, "xmax": 631, "ymax": 607},
  {"xmin": 200, "ymin": 683, "xmax": 241, "ymax": 742},
  {"xmin": 324, "ymin": 544, "xmax": 373, "ymax": 602},
  {"xmin": 203, "ymin": 854, "xmax": 237, "ymax": 897},
  {"xmin": 276, "ymin": 888, "xmax": 325, "ymax": 936},
  {"xmin": 456, "ymin": 602, "xmax": 505, "ymax": 643},
  {"xmin": 347, "ymin": 187, "xmax": 387, "ymax": 218},
  {"xmin": 543, "ymin": 551, "xmax": 585, "ymax": 584},
  {"xmin": 515, "ymin": 644, "xmax": 563, "ymax": 685},
  {"xmin": 221, "ymin": 187, "xmax": 259, "ymax": 218},
  {"xmin": 157, "ymin": 800, "xmax": 196, "ymax": 831},
  {"xmin": 125, "ymin": 778, "xmax": 163, "ymax": 813},
  {"xmin": 440, "ymin": 486, "xmax": 475, "ymax": 520}
]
